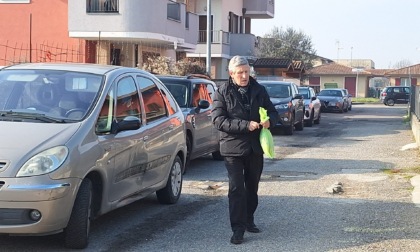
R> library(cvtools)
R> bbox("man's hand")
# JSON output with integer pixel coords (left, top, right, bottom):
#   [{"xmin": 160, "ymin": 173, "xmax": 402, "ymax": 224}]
[
  {"xmin": 248, "ymin": 121, "xmax": 260, "ymax": 131},
  {"xmin": 260, "ymin": 120, "xmax": 270, "ymax": 129}
]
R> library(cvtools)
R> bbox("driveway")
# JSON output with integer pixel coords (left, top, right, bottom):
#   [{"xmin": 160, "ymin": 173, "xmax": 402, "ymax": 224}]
[{"xmin": 2, "ymin": 103, "xmax": 420, "ymax": 251}]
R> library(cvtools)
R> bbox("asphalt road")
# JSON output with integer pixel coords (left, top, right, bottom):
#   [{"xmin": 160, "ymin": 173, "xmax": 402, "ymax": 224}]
[{"xmin": 2, "ymin": 103, "xmax": 420, "ymax": 251}]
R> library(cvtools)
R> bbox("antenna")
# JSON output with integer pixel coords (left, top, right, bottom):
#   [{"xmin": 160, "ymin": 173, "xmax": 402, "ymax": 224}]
[{"xmin": 335, "ymin": 40, "xmax": 343, "ymax": 60}]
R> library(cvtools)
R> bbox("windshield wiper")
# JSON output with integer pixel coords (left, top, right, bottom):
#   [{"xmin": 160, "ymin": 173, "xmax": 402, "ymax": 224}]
[{"xmin": 0, "ymin": 110, "xmax": 67, "ymax": 123}]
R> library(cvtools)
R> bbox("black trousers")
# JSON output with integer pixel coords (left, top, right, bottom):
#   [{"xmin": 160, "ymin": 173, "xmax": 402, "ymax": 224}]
[{"xmin": 224, "ymin": 152, "xmax": 263, "ymax": 232}]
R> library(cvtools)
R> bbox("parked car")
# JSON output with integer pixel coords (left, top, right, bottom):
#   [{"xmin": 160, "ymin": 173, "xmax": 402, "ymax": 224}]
[
  {"xmin": 341, "ymin": 88, "xmax": 352, "ymax": 111},
  {"xmin": 298, "ymin": 86, "xmax": 321, "ymax": 126},
  {"xmin": 0, "ymin": 63, "xmax": 186, "ymax": 249},
  {"xmin": 317, "ymin": 88, "xmax": 350, "ymax": 113},
  {"xmin": 259, "ymin": 81, "xmax": 304, "ymax": 135},
  {"xmin": 380, "ymin": 86, "xmax": 411, "ymax": 106},
  {"xmin": 157, "ymin": 74, "xmax": 222, "ymax": 170}
]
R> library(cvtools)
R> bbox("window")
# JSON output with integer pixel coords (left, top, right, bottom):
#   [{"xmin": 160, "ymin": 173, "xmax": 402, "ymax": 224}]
[
  {"xmin": 0, "ymin": 0, "xmax": 30, "ymax": 3},
  {"xmin": 137, "ymin": 77, "xmax": 171, "ymax": 123},
  {"xmin": 96, "ymin": 76, "xmax": 141, "ymax": 134},
  {"xmin": 115, "ymin": 77, "xmax": 141, "ymax": 122},
  {"xmin": 167, "ymin": 2, "xmax": 181, "ymax": 21},
  {"xmin": 191, "ymin": 83, "xmax": 213, "ymax": 107}
]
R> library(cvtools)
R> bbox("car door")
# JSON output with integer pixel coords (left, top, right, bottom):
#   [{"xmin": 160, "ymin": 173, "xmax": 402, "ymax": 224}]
[
  {"xmin": 291, "ymin": 84, "xmax": 304, "ymax": 121},
  {"xmin": 190, "ymin": 81, "xmax": 216, "ymax": 153},
  {"xmin": 96, "ymin": 75, "xmax": 148, "ymax": 203},
  {"xmin": 393, "ymin": 87, "xmax": 405, "ymax": 103},
  {"xmin": 403, "ymin": 87, "xmax": 411, "ymax": 103},
  {"xmin": 137, "ymin": 75, "xmax": 177, "ymax": 188}
]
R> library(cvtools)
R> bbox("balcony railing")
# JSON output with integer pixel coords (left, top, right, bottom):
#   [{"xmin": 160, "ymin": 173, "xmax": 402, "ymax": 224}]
[
  {"xmin": 86, "ymin": 0, "xmax": 119, "ymax": 13},
  {"xmin": 198, "ymin": 30, "xmax": 230, "ymax": 44}
]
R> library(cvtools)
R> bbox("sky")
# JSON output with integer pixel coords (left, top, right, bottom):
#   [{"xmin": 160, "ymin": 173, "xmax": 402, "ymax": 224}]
[{"xmin": 251, "ymin": 0, "xmax": 420, "ymax": 69}]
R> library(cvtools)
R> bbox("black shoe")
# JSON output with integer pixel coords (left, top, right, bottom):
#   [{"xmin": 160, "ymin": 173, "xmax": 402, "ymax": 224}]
[
  {"xmin": 230, "ymin": 230, "xmax": 244, "ymax": 244},
  {"xmin": 246, "ymin": 223, "xmax": 260, "ymax": 233}
]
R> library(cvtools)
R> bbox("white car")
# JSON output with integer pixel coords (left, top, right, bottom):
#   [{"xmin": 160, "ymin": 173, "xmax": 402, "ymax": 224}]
[{"xmin": 298, "ymin": 86, "xmax": 321, "ymax": 126}]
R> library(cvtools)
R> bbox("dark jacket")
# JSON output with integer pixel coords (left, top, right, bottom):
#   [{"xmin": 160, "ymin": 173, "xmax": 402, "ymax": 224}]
[{"xmin": 211, "ymin": 76, "xmax": 278, "ymax": 156}]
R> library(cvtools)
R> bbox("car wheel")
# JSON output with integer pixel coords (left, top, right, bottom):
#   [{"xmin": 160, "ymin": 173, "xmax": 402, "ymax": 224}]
[
  {"xmin": 284, "ymin": 115, "xmax": 294, "ymax": 135},
  {"xmin": 305, "ymin": 110, "xmax": 314, "ymax": 127},
  {"xmin": 156, "ymin": 156, "xmax": 182, "ymax": 204},
  {"xmin": 386, "ymin": 99, "xmax": 395, "ymax": 106},
  {"xmin": 184, "ymin": 136, "xmax": 192, "ymax": 174},
  {"xmin": 64, "ymin": 178, "xmax": 93, "ymax": 249},
  {"xmin": 212, "ymin": 151, "xmax": 224, "ymax": 161},
  {"xmin": 314, "ymin": 111, "xmax": 321, "ymax": 124},
  {"xmin": 295, "ymin": 113, "xmax": 304, "ymax": 131}
]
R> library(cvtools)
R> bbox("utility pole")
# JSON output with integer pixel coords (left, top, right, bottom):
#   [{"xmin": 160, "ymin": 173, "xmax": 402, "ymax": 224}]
[{"xmin": 206, "ymin": 0, "xmax": 211, "ymax": 77}]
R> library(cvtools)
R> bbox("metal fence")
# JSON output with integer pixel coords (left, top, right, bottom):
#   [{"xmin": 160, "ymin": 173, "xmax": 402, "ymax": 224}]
[{"xmin": 410, "ymin": 86, "xmax": 420, "ymax": 120}]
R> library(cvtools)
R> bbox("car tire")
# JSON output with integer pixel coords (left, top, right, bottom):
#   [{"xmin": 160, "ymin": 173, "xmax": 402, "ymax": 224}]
[
  {"xmin": 386, "ymin": 99, "xmax": 395, "ymax": 106},
  {"xmin": 156, "ymin": 156, "xmax": 182, "ymax": 204},
  {"xmin": 212, "ymin": 151, "xmax": 224, "ymax": 161},
  {"xmin": 295, "ymin": 113, "xmax": 304, "ymax": 131},
  {"xmin": 184, "ymin": 136, "xmax": 192, "ymax": 174},
  {"xmin": 64, "ymin": 178, "xmax": 93, "ymax": 249},
  {"xmin": 284, "ymin": 115, "xmax": 294, "ymax": 135},
  {"xmin": 314, "ymin": 111, "xmax": 321, "ymax": 124},
  {"xmin": 305, "ymin": 110, "xmax": 314, "ymax": 127}
]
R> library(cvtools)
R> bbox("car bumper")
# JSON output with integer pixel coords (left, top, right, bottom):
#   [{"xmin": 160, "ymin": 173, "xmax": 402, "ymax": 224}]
[
  {"xmin": 321, "ymin": 102, "xmax": 343, "ymax": 112},
  {"xmin": 0, "ymin": 176, "xmax": 80, "ymax": 235},
  {"xmin": 273, "ymin": 111, "xmax": 293, "ymax": 128}
]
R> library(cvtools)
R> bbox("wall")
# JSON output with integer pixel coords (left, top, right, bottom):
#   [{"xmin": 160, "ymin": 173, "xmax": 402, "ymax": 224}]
[{"xmin": 0, "ymin": 0, "xmax": 85, "ymax": 64}]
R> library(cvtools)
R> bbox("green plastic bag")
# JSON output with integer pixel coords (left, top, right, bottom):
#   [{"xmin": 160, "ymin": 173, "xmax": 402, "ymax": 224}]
[{"xmin": 259, "ymin": 107, "xmax": 275, "ymax": 158}]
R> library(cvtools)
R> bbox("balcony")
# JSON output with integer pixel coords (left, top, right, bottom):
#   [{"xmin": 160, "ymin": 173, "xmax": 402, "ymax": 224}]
[
  {"xmin": 193, "ymin": 31, "xmax": 257, "ymax": 57},
  {"xmin": 86, "ymin": 0, "xmax": 119, "ymax": 13},
  {"xmin": 69, "ymin": 0, "xmax": 198, "ymax": 50},
  {"xmin": 243, "ymin": 0, "xmax": 275, "ymax": 19}
]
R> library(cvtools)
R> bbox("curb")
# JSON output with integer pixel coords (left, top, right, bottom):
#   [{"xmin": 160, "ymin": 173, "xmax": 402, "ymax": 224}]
[{"xmin": 410, "ymin": 175, "xmax": 420, "ymax": 206}]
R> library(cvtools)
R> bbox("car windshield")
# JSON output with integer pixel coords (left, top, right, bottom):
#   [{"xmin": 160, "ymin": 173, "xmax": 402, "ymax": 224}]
[
  {"xmin": 298, "ymin": 89, "xmax": 310, "ymax": 99},
  {"xmin": 262, "ymin": 84, "xmax": 291, "ymax": 98},
  {"xmin": 0, "ymin": 69, "xmax": 103, "ymax": 122},
  {"xmin": 162, "ymin": 83, "xmax": 189, "ymax": 108},
  {"xmin": 318, "ymin": 90, "xmax": 342, "ymax": 97}
]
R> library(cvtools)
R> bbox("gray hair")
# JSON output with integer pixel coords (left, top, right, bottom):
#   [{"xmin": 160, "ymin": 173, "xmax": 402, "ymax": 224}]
[{"xmin": 228, "ymin": 55, "xmax": 249, "ymax": 72}]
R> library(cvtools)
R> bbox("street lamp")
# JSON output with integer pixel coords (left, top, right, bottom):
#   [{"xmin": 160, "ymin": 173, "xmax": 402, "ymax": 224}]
[{"xmin": 352, "ymin": 67, "xmax": 364, "ymax": 98}]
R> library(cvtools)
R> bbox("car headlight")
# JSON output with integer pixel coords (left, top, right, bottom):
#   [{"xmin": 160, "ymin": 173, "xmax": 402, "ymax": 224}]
[
  {"xmin": 17, "ymin": 146, "xmax": 69, "ymax": 177},
  {"xmin": 275, "ymin": 104, "xmax": 289, "ymax": 109}
]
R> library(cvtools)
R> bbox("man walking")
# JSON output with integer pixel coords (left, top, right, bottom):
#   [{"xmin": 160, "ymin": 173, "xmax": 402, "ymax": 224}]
[{"xmin": 211, "ymin": 55, "xmax": 278, "ymax": 244}]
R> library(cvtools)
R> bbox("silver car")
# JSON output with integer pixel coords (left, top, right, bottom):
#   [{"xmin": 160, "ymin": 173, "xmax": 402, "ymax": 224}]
[
  {"xmin": 0, "ymin": 63, "xmax": 186, "ymax": 249},
  {"xmin": 298, "ymin": 86, "xmax": 322, "ymax": 126}
]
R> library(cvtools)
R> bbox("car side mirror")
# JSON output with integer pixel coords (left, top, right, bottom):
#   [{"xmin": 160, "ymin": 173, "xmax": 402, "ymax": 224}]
[
  {"xmin": 348, "ymin": 94, "xmax": 352, "ymax": 97},
  {"xmin": 311, "ymin": 96, "xmax": 316, "ymax": 101},
  {"xmin": 111, "ymin": 116, "xmax": 141, "ymax": 134},
  {"xmin": 293, "ymin": 94, "xmax": 303, "ymax": 100},
  {"xmin": 197, "ymin": 99, "xmax": 210, "ymax": 109}
]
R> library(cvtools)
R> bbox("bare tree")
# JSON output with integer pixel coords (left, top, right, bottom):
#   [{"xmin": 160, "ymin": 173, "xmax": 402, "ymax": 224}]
[
  {"xmin": 257, "ymin": 26, "xmax": 318, "ymax": 69},
  {"xmin": 393, "ymin": 59, "xmax": 412, "ymax": 69}
]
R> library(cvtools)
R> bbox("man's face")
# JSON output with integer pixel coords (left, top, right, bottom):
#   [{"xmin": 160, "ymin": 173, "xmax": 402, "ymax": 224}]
[{"xmin": 230, "ymin": 65, "xmax": 250, "ymax": 87}]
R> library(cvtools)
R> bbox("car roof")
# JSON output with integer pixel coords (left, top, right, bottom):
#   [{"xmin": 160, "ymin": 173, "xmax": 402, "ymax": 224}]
[
  {"xmin": 2, "ymin": 62, "xmax": 128, "ymax": 75},
  {"xmin": 157, "ymin": 74, "xmax": 215, "ymax": 84},
  {"xmin": 258, "ymin": 81, "xmax": 294, "ymax": 85}
]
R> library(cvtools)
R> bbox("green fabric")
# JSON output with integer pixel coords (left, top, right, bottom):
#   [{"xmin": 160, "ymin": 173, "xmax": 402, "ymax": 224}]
[{"xmin": 259, "ymin": 107, "xmax": 275, "ymax": 159}]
